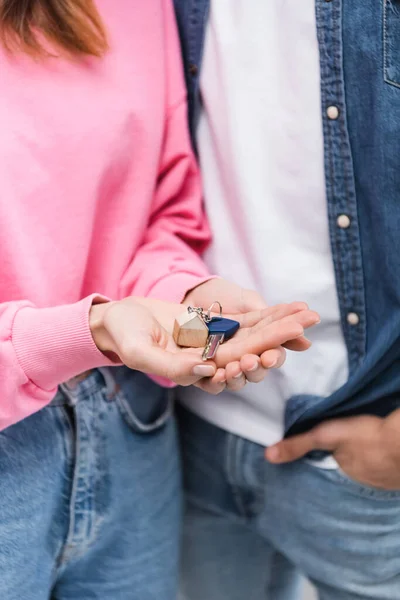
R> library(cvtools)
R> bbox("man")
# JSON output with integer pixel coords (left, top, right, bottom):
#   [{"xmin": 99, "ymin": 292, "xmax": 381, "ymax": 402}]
[{"xmin": 173, "ymin": 1, "xmax": 400, "ymax": 599}]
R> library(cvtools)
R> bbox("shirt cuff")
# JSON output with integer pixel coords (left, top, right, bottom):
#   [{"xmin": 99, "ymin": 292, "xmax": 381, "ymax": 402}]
[{"xmin": 12, "ymin": 295, "xmax": 115, "ymax": 391}]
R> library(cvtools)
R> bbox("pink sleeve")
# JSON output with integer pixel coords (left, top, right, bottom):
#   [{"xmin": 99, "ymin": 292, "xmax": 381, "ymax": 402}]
[
  {"xmin": 119, "ymin": 0, "xmax": 213, "ymax": 304},
  {"xmin": 0, "ymin": 296, "xmax": 115, "ymax": 430}
]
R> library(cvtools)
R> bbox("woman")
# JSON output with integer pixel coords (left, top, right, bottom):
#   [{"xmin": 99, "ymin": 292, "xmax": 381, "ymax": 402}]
[{"xmin": 0, "ymin": 1, "xmax": 318, "ymax": 598}]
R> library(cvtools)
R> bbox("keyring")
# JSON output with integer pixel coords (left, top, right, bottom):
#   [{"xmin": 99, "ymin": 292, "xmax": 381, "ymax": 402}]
[{"xmin": 206, "ymin": 301, "xmax": 222, "ymax": 321}]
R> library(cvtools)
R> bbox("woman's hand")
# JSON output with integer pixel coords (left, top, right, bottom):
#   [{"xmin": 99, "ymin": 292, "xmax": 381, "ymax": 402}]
[{"xmin": 89, "ymin": 297, "xmax": 319, "ymax": 388}]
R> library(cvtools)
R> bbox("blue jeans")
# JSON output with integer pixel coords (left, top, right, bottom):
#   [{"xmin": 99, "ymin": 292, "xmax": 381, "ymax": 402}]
[
  {"xmin": 177, "ymin": 406, "xmax": 400, "ymax": 600},
  {"xmin": 0, "ymin": 368, "xmax": 180, "ymax": 600}
]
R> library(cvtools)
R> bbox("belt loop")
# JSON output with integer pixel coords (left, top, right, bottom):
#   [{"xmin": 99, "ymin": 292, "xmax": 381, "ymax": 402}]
[
  {"xmin": 98, "ymin": 367, "xmax": 118, "ymax": 399},
  {"xmin": 59, "ymin": 382, "xmax": 79, "ymax": 406}
]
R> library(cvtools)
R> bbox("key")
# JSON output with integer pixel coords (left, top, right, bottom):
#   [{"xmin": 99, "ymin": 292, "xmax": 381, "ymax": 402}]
[
  {"xmin": 202, "ymin": 317, "xmax": 240, "ymax": 361},
  {"xmin": 172, "ymin": 304, "xmax": 240, "ymax": 358}
]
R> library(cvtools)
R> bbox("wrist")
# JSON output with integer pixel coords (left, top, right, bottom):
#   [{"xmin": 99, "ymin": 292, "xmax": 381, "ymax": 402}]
[
  {"xmin": 183, "ymin": 286, "xmax": 201, "ymax": 306},
  {"xmin": 89, "ymin": 301, "xmax": 119, "ymax": 359},
  {"xmin": 183, "ymin": 277, "xmax": 219, "ymax": 306}
]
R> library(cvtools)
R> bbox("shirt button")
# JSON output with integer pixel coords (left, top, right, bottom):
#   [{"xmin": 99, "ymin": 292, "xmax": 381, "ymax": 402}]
[
  {"xmin": 337, "ymin": 214, "xmax": 351, "ymax": 229},
  {"xmin": 347, "ymin": 312, "xmax": 360, "ymax": 326},
  {"xmin": 327, "ymin": 105, "xmax": 339, "ymax": 120}
]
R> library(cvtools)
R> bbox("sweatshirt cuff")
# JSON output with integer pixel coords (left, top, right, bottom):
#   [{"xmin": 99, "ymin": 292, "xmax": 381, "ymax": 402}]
[
  {"xmin": 147, "ymin": 272, "xmax": 217, "ymax": 304},
  {"xmin": 12, "ymin": 295, "xmax": 115, "ymax": 391}
]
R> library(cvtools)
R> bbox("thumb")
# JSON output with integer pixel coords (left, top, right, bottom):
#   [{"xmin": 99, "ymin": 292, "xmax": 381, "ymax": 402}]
[
  {"xmin": 133, "ymin": 345, "xmax": 217, "ymax": 386},
  {"xmin": 265, "ymin": 420, "xmax": 350, "ymax": 464}
]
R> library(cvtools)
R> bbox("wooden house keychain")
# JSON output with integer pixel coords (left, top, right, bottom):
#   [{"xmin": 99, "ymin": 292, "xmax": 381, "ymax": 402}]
[{"xmin": 173, "ymin": 302, "xmax": 240, "ymax": 360}]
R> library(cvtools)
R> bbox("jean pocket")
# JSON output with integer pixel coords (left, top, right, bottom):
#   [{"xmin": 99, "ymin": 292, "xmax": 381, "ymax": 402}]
[
  {"xmin": 333, "ymin": 465, "xmax": 400, "ymax": 499},
  {"xmin": 384, "ymin": 0, "xmax": 400, "ymax": 88},
  {"xmin": 306, "ymin": 459, "xmax": 400, "ymax": 500},
  {"xmin": 113, "ymin": 368, "xmax": 172, "ymax": 434}
]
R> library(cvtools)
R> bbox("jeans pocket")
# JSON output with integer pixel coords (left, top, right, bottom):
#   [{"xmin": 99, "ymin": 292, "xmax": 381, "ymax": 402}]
[
  {"xmin": 333, "ymin": 465, "xmax": 400, "ymax": 499},
  {"xmin": 306, "ymin": 459, "xmax": 400, "ymax": 500},
  {"xmin": 384, "ymin": 0, "xmax": 400, "ymax": 87},
  {"xmin": 113, "ymin": 368, "xmax": 172, "ymax": 434}
]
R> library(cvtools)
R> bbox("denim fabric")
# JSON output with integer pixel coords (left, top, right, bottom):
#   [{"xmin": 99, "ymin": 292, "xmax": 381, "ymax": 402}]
[
  {"xmin": 178, "ymin": 407, "xmax": 400, "ymax": 600},
  {"xmin": 0, "ymin": 369, "xmax": 180, "ymax": 600},
  {"xmin": 173, "ymin": 0, "xmax": 400, "ymax": 434}
]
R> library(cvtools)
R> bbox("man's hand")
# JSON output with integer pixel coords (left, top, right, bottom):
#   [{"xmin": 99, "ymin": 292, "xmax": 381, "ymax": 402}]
[
  {"xmin": 265, "ymin": 409, "xmax": 400, "ymax": 490},
  {"xmin": 184, "ymin": 278, "xmax": 314, "ymax": 393}
]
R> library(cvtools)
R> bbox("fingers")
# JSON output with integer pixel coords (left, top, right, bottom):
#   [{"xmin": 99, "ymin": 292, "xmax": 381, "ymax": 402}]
[
  {"xmin": 132, "ymin": 344, "xmax": 217, "ymax": 386},
  {"xmin": 240, "ymin": 355, "xmax": 267, "ymax": 384},
  {"xmin": 192, "ymin": 347, "xmax": 287, "ymax": 393},
  {"xmin": 237, "ymin": 348, "xmax": 286, "ymax": 385},
  {"xmin": 236, "ymin": 348, "xmax": 287, "ymax": 385},
  {"xmin": 194, "ymin": 368, "xmax": 227, "ymax": 395},
  {"xmin": 202, "ymin": 350, "xmax": 284, "ymax": 391},
  {"xmin": 265, "ymin": 431, "xmax": 320, "ymax": 463},
  {"xmin": 265, "ymin": 420, "xmax": 350, "ymax": 464},
  {"xmin": 195, "ymin": 355, "xmax": 271, "ymax": 393},
  {"xmin": 232, "ymin": 302, "xmax": 308, "ymax": 329},
  {"xmin": 283, "ymin": 336, "xmax": 312, "ymax": 352},
  {"xmin": 275, "ymin": 309, "xmax": 320, "ymax": 331},
  {"xmin": 261, "ymin": 302, "xmax": 309, "ymax": 324},
  {"xmin": 225, "ymin": 361, "xmax": 247, "ymax": 390},
  {"xmin": 259, "ymin": 347, "xmax": 286, "ymax": 369},
  {"xmin": 215, "ymin": 319, "xmax": 307, "ymax": 367},
  {"xmin": 236, "ymin": 310, "xmax": 319, "ymax": 348}
]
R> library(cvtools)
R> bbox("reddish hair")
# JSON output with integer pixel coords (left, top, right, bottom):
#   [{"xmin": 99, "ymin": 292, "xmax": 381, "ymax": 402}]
[{"xmin": 0, "ymin": 0, "xmax": 108, "ymax": 56}]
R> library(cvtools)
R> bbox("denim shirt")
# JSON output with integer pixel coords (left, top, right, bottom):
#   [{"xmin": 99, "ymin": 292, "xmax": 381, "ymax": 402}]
[{"xmin": 173, "ymin": 0, "xmax": 400, "ymax": 435}]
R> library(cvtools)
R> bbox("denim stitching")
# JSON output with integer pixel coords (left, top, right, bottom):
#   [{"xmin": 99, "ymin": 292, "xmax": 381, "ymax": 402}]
[
  {"xmin": 115, "ymin": 390, "xmax": 172, "ymax": 433},
  {"xmin": 58, "ymin": 387, "xmax": 108, "ymax": 564},
  {"xmin": 384, "ymin": 0, "xmax": 400, "ymax": 87}
]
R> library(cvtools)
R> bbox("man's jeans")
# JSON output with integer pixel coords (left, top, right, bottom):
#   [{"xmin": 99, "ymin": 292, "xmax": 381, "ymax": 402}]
[
  {"xmin": 0, "ymin": 369, "xmax": 180, "ymax": 600},
  {"xmin": 178, "ymin": 406, "xmax": 400, "ymax": 600}
]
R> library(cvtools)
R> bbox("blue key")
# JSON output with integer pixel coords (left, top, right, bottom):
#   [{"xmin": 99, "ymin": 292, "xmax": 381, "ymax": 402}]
[{"xmin": 203, "ymin": 317, "xmax": 240, "ymax": 360}]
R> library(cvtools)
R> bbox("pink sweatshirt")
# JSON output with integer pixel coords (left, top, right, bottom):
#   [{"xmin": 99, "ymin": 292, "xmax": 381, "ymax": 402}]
[{"xmin": 0, "ymin": 0, "xmax": 211, "ymax": 430}]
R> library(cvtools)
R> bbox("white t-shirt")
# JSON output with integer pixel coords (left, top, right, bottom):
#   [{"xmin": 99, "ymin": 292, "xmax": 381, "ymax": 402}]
[{"xmin": 179, "ymin": 0, "xmax": 348, "ymax": 448}]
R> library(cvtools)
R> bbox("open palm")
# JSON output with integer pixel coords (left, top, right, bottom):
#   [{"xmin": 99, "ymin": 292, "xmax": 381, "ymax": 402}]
[{"xmin": 102, "ymin": 297, "xmax": 319, "ymax": 386}]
